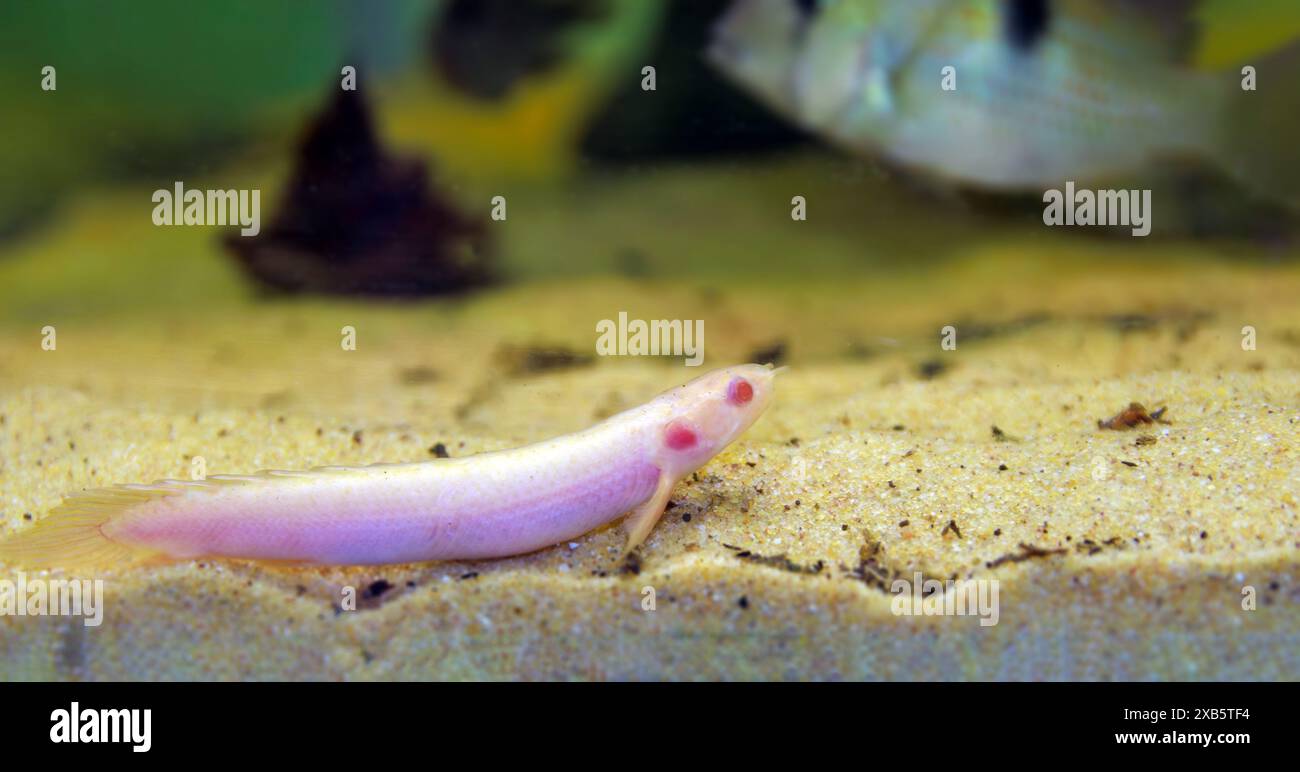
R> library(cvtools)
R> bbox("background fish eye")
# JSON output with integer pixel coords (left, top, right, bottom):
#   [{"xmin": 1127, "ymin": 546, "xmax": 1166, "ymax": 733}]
[{"xmin": 1005, "ymin": 0, "xmax": 1053, "ymax": 52}]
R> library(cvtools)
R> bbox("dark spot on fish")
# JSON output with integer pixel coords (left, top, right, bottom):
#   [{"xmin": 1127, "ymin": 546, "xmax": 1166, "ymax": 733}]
[
  {"xmin": 430, "ymin": 442, "xmax": 450, "ymax": 458},
  {"xmin": 460, "ymin": 571, "xmax": 479, "ymax": 580},
  {"xmin": 942, "ymin": 519, "xmax": 962, "ymax": 538},
  {"xmin": 1005, "ymin": 0, "xmax": 1051, "ymax": 52},
  {"xmin": 737, "ymin": 595, "xmax": 749, "ymax": 609}
]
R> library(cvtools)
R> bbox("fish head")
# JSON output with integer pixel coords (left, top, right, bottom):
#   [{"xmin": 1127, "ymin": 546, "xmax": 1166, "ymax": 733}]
[
  {"xmin": 708, "ymin": 0, "xmax": 810, "ymax": 115},
  {"xmin": 651, "ymin": 363, "xmax": 778, "ymax": 476},
  {"xmin": 711, "ymin": 0, "xmax": 917, "ymax": 131}
]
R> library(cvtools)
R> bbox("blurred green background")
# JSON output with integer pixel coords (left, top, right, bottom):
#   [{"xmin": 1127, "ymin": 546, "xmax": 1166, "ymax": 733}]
[{"xmin": 1, "ymin": 0, "xmax": 1296, "ymax": 326}]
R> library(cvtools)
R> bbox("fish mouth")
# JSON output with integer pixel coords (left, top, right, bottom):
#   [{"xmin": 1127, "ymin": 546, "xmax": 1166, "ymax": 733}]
[{"xmin": 706, "ymin": 0, "xmax": 806, "ymax": 113}]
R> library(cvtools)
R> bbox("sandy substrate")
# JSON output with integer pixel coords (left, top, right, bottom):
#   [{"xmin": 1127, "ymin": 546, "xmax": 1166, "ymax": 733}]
[
  {"xmin": 1, "ymin": 260, "xmax": 1297, "ymax": 680},
  {"xmin": 1, "ymin": 157, "xmax": 1298, "ymax": 680}
]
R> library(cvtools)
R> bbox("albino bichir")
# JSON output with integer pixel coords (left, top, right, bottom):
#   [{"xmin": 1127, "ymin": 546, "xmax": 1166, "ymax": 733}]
[{"xmin": 0, "ymin": 364, "xmax": 779, "ymax": 569}]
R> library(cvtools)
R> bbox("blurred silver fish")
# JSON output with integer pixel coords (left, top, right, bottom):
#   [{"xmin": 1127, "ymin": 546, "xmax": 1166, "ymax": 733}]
[{"xmin": 710, "ymin": 0, "xmax": 1300, "ymax": 205}]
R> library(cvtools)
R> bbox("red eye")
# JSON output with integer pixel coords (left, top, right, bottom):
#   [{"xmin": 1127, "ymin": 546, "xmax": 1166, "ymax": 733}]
[
  {"xmin": 665, "ymin": 420, "xmax": 699, "ymax": 450},
  {"xmin": 727, "ymin": 377, "xmax": 753, "ymax": 406}
]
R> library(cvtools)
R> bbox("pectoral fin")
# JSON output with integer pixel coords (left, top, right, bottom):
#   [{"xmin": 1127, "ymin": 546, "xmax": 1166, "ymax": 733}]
[{"xmin": 621, "ymin": 473, "xmax": 677, "ymax": 557}]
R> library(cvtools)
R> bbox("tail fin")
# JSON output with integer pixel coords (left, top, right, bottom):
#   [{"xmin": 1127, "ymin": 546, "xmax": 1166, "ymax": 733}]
[
  {"xmin": 1214, "ymin": 43, "xmax": 1300, "ymax": 209},
  {"xmin": 0, "ymin": 488, "xmax": 172, "ymax": 571}
]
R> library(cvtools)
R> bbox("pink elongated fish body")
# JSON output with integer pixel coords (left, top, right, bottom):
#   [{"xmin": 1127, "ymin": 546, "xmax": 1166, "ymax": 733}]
[{"xmin": 0, "ymin": 364, "xmax": 777, "ymax": 569}]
